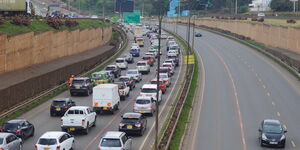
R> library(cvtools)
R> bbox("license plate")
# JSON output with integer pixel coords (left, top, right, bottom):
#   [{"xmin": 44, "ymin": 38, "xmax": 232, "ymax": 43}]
[
  {"xmin": 44, "ymin": 148, "xmax": 50, "ymax": 150},
  {"xmin": 75, "ymin": 86, "xmax": 80, "ymax": 89},
  {"xmin": 146, "ymin": 94, "xmax": 152, "ymax": 96},
  {"xmin": 139, "ymin": 110, "xmax": 145, "ymax": 113},
  {"xmin": 103, "ymin": 107, "xmax": 107, "ymax": 110},
  {"xmin": 56, "ymin": 107, "xmax": 61, "ymax": 111},
  {"xmin": 69, "ymin": 128, "xmax": 75, "ymax": 131},
  {"xmin": 127, "ymin": 125, "xmax": 133, "ymax": 129},
  {"xmin": 270, "ymin": 142, "xmax": 278, "ymax": 144}
]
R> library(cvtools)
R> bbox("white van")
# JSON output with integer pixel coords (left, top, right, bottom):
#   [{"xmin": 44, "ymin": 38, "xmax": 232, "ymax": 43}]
[{"xmin": 93, "ymin": 84, "xmax": 120, "ymax": 114}]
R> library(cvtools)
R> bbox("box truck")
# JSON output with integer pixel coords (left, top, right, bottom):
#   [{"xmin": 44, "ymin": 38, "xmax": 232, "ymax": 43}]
[{"xmin": 93, "ymin": 84, "xmax": 120, "ymax": 114}]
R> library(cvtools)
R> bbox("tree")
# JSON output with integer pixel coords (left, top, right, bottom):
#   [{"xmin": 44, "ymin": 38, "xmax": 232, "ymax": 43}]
[{"xmin": 270, "ymin": 0, "xmax": 293, "ymax": 11}]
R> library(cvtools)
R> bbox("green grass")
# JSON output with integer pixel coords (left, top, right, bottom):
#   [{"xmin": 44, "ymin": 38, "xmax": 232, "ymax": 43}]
[{"xmin": 0, "ymin": 19, "xmax": 111, "ymax": 36}]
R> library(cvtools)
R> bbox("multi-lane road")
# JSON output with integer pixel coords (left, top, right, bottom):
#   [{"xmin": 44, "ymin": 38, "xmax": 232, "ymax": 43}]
[
  {"xmin": 163, "ymin": 23, "xmax": 300, "ymax": 150},
  {"xmin": 20, "ymin": 30, "xmax": 184, "ymax": 150}
]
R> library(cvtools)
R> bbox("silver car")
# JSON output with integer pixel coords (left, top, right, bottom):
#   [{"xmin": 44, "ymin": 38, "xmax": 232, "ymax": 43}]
[
  {"xmin": 133, "ymin": 96, "xmax": 156, "ymax": 116},
  {"xmin": 126, "ymin": 69, "xmax": 142, "ymax": 82},
  {"xmin": 0, "ymin": 133, "xmax": 22, "ymax": 150}
]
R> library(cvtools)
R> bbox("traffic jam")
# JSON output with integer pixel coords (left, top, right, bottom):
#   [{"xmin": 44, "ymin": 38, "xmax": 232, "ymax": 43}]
[{"xmin": 0, "ymin": 23, "xmax": 182, "ymax": 150}]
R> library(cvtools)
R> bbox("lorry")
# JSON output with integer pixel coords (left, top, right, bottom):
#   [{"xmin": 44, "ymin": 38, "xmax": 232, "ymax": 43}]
[
  {"xmin": 0, "ymin": 0, "xmax": 35, "ymax": 16},
  {"xmin": 92, "ymin": 84, "xmax": 120, "ymax": 114},
  {"xmin": 134, "ymin": 26, "xmax": 143, "ymax": 41},
  {"xmin": 61, "ymin": 106, "xmax": 97, "ymax": 134}
]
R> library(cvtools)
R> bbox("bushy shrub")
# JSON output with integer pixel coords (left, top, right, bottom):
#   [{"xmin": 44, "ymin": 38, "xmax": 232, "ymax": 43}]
[
  {"xmin": 287, "ymin": 19, "xmax": 296, "ymax": 24},
  {"xmin": 10, "ymin": 16, "xmax": 30, "ymax": 26},
  {"xmin": 46, "ymin": 17, "xmax": 63, "ymax": 29},
  {"xmin": 0, "ymin": 18, "xmax": 4, "ymax": 25},
  {"xmin": 251, "ymin": 18, "xmax": 258, "ymax": 21},
  {"xmin": 257, "ymin": 18, "xmax": 264, "ymax": 22},
  {"xmin": 65, "ymin": 19, "xmax": 78, "ymax": 27}
]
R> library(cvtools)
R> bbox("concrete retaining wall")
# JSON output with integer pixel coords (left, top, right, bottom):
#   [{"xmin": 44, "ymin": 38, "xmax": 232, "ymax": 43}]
[{"xmin": 0, "ymin": 26, "xmax": 112, "ymax": 74}]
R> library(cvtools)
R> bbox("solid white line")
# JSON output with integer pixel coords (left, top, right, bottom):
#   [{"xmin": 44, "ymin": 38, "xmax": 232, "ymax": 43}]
[
  {"xmin": 277, "ymin": 112, "xmax": 281, "ymax": 117},
  {"xmin": 271, "ymin": 101, "xmax": 275, "ymax": 106},
  {"xmin": 258, "ymin": 78, "xmax": 262, "ymax": 82},
  {"xmin": 267, "ymin": 92, "xmax": 271, "ymax": 96},
  {"xmin": 262, "ymin": 85, "xmax": 266, "ymax": 89},
  {"xmin": 291, "ymin": 141, "xmax": 296, "ymax": 148}
]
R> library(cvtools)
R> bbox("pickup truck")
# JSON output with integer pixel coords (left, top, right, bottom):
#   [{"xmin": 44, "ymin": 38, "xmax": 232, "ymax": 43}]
[
  {"xmin": 61, "ymin": 106, "xmax": 96, "ymax": 135},
  {"xmin": 115, "ymin": 82, "xmax": 130, "ymax": 100}
]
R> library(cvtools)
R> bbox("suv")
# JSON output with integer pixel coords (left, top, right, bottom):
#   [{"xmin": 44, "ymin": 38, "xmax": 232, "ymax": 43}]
[
  {"xmin": 140, "ymin": 84, "xmax": 162, "ymax": 103},
  {"xmin": 115, "ymin": 82, "xmax": 130, "ymax": 100},
  {"xmin": 167, "ymin": 54, "xmax": 179, "ymax": 66},
  {"xmin": 98, "ymin": 131, "xmax": 132, "ymax": 149},
  {"xmin": 126, "ymin": 69, "xmax": 142, "ymax": 82},
  {"xmin": 35, "ymin": 131, "xmax": 75, "ymax": 150},
  {"xmin": 259, "ymin": 119, "xmax": 287, "ymax": 148},
  {"xmin": 119, "ymin": 113, "xmax": 147, "ymax": 135},
  {"xmin": 116, "ymin": 58, "xmax": 128, "ymax": 70},
  {"xmin": 142, "ymin": 55, "xmax": 155, "ymax": 67},
  {"xmin": 105, "ymin": 65, "xmax": 121, "ymax": 78},
  {"xmin": 119, "ymin": 76, "xmax": 136, "ymax": 90},
  {"xmin": 136, "ymin": 61, "xmax": 150, "ymax": 74},
  {"xmin": 133, "ymin": 96, "xmax": 156, "ymax": 116},
  {"xmin": 124, "ymin": 54, "xmax": 134, "ymax": 63},
  {"xmin": 70, "ymin": 77, "xmax": 93, "ymax": 96},
  {"xmin": 61, "ymin": 106, "xmax": 97, "ymax": 134},
  {"xmin": 1, "ymin": 120, "xmax": 34, "ymax": 140},
  {"xmin": 0, "ymin": 133, "xmax": 22, "ymax": 150},
  {"xmin": 50, "ymin": 98, "xmax": 76, "ymax": 116}
]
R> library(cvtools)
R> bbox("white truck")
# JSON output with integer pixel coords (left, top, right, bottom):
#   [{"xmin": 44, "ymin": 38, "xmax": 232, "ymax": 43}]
[
  {"xmin": 134, "ymin": 27, "xmax": 143, "ymax": 38},
  {"xmin": 93, "ymin": 84, "xmax": 120, "ymax": 114},
  {"xmin": 61, "ymin": 106, "xmax": 96, "ymax": 135}
]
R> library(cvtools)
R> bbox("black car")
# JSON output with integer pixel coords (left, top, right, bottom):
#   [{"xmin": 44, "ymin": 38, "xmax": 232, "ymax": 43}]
[
  {"xmin": 1, "ymin": 120, "xmax": 34, "ymax": 140},
  {"xmin": 105, "ymin": 65, "xmax": 121, "ymax": 78},
  {"xmin": 50, "ymin": 98, "xmax": 76, "ymax": 116},
  {"xmin": 119, "ymin": 113, "xmax": 147, "ymax": 136},
  {"xmin": 119, "ymin": 76, "xmax": 136, "ymax": 90},
  {"xmin": 195, "ymin": 32, "xmax": 202, "ymax": 37},
  {"xmin": 124, "ymin": 54, "xmax": 134, "ymax": 64},
  {"xmin": 70, "ymin": 77, "xmax": 93, "ymax": 96},
  {"xmin": 259, "ymin": 119, "xmax": 287, "ymax": 148}
]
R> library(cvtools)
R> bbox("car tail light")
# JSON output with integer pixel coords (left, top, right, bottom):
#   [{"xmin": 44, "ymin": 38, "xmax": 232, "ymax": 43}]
[
  {"xmin": 107, "ymin": 103, "xmax": 112, "ymax": 107},
  {"xmin": 50, "ymin": 106, "xmax": 53, "ymax": 109},
  {"xmin": 83, "ymin": 83, "xmax": 87, "ymax": 86},
  {"xmin": 56, "ymin": 145, "xmax": 61, "ymax": 150},
  {"xmin": 0, "ymin": 148, "xmax": 5, "ymax": 150},
  {"xmin": 34, "ymin": 145, "xmax": 37, "ymax": 150},
  {"xmin": 82, "ymin": 120, "xmax": 85, "ymax": 126},
  {"xmin": 98, "ymin": 148, "xmax": 101, "ymax": 150},
  {"xmin": 16, "ymin": 129, "xmax": 23, "ymax": 133},
  {"xmin": 128, "ymin": 82, "xmax": 132, "ymax": 84},
  {"xmin": 0, "ymin": 129, "xmax": 4, "ymax": 132},
  {"xmin": 135, "ymin": 123, "xmax": 141, "ymax": 128}
]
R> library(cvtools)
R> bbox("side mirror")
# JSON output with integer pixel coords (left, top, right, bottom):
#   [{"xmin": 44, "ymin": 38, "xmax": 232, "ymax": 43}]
[
  {"xmin": 284, "ymin": 130, "xmax": 287, "ymax": 133},
  {"xmin": 258, "ymin": 129, "xmax": 262, "ymax": 132}
]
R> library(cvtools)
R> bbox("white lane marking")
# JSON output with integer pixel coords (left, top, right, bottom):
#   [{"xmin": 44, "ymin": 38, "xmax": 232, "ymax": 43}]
[
  {"xmin": 271, "ymin": 101, "xmax": 275, "ymax": 106},
  {"xmin": 139, "ymin": 42, "xmax": 184, "ymax": 150},
  {"xmin": 258, "ymin": 78, "xmax": 262, "ymax": 82},
  {"xmin": 267, "ymin": 92, "xmax": 270, "ymax": 96},
  {"xmin": 255, "ymin": 73, "xmax": 258, "ymax": 77},
  {"xmin": 283, "ymin": 124, "xmax": 287, "ymax": 130},
  {"xmin": 277, "ymin": 112, "xmax": 281, "ymax": 117},
  {"xmin": 262, "ymin": 85, "xmax": 266, "ymax": 89},
  {"xmin": 291, "ymin": 141, "xmax": 296, "ymax": 148}
]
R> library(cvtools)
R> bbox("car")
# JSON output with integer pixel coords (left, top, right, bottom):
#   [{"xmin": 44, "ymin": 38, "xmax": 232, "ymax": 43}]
[
  {"xmin": 167, "ymin": 54, "xmax": 179, "ymax": 66},
  {"xmin": 158, "ymin": 73, "xmax": 171, "ymax": 87},
  {"xmin": 35, "ymin": 131, "xmax": 75, "ymax": 150},
  {"xmin": 124, "ymin": 54, "xmax": 134, "ymax": 63},
  {"xmin": 133, "ymin": 96, "xmax": 156, "ymax": 116},
  {"xmin": 136, "ymin": 37, "xmax": 145, "ymax": 47},
  {"xmin": 166, "ymin": 40, "xmax": 177, "ymax": 50},
  {"xmin": 131, "ymin": 43, "xmax": 140, "ymax": 48},
  {"xmin": 150, "ymin": 79, "xmax": 167, "ymax": 94},
  {"xmin": 136, "ymin": 61, "xmax": 150, "ymax": 74},
  {"xmin": 119, "ymin": 76, "xmax": 136, "ymax": 90},
  {"xmin": 167, "ymin": 36, "xmax": 174, "ymax": 41},
  {"xmin": 162, "ymin": 63, "xmax": 175, "ymax": 75},
  {"xmin": 1, "ymin": 120, "xmax": 34, "ymax": 140},
  {"xmin": 158, "ymin": 67, "xmax": 172, "ymax": 77},
  {"xmin": 161, "ymin": 33, "xmax": 168, "ymax": 39},
  {"xmin": 119, "ymin": 113, "xmax": 147, "ymax": 136},
  {"xmin": 169, "ymin": 44, "xmax": 180, "ymax": 54},
  {"xmin": 100, "ymin": 70, "xmax": 115, "ymax": 83},
  {"xmin": 164, "ymin": 59, "xmax": 176, "ymax": 68},
  {"xmin": 91, "ymin": 72, "xmax": 111, "ymax": 85},
  {"xmin": 105, "ymin": 65, "xmax": 121, "ymax": 78},
  {"xmin": 140, "ymin": 84, "xmax": 162, "ymax": 103},
  {"xmin": 0, "ymin": 133, "xmax": 22, "ymax": 150},
  {"xmin": 148, "ymin": 49, "xmax": 158, "ymax": 57},
  {"xmin": 145, "ymin": 52, "xmax": 157, "ymax": 60},
  {"xmin": 115, "ymin": 82, "xmax": 130, "ymax": 100},
  {"xmin": 195, "ymin": 32, "xmax": 202, "ymax": 37},
  {"xmin": 130, "ymin": 49, "xmax": 140, "ymax": 57},
  {"xmin": 142, "ymin": 55, "xmax": 155, "ymax": 67},
  {"xmin": 259, "ymin": 119, "xmax": 287, "ymax": 148},
  {"xmin": 258, "ymin": 12, "xmax": 265, "ymax": 17},
  {"xmin": 167, "ymin": 50, "xmax": 179, "ymax": 56},
  {"xmin": 50, "ymin": 98, "xmax": 76, "ymax": 116},
  {"xmin": 126, "ymin": 69, "xmax": 142, "ymax": 82},
  {"xmin": 98, "ymin": 131, "xmax": 132, "ymax": 150},
  {"xmin": 61, "ymin": 106, "xmax": 96, "ymax": 134},
  {"xmin": 116, "ymin": 58, "xmax": 128, "ymax": 70},
  {"xmin": 69, "ymin": 77, "xmax": 93, "ymax": 96}
]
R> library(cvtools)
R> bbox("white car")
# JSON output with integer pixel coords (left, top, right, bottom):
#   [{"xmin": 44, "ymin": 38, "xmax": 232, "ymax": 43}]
[
  {"xmin": 161, "ymin": 33, "xmax": 168, "ymax": 39},
  {"xmin": 35, "ymin": 131, "xmax": 75, "ymax": 150},
  {"xmin": 158, "ymin": 73, "xmax": 171, "ymax": 87},
  {"xmin": 61, "ymin": 106, "xmax": 96, "ymax": 134},
  {"xmin": 136, "ymin": 61, "xmax": 150, "ymax": 74},
  {"xmin": 148, "ymin": 49, "xmax": 158, "ymax": 57},
  {"xmin": 131, "ymin": 45, "xmax": 141, "ymax": 52},
  {"xmin": 116, "ymin": 58, "xmax": 128, "ymax": 69},
  {"xmin": 162, "ymin": 63, "xmax": 175, "ymax": 74},
  {"xmin": 131, "ymin": 43, "xmax": 140, "ymax": 48},
  {"xmin": 126, "ymin": 69, "xmax": 142, "ymax": 82},
  {"xmin": 167, "ymin": 36, "xmax": 174, "ymax": 41},
  {"xmin": 98, "ymin": 131, "xmax": 132, "ymax": 150},
  {"xmin": 0, "ymin": 133, "xmax": 22, "ymax": 150},
  {"xmin": 167, "ymin": 50, "xmax": 179, "ymax": 56},
  {"xmin": 164, "ymin": 59, "xmax": 176, "ymax": 68},
  {"xmin": 140, "ymin": 84, "xmax": 162, "ymax": 103}
]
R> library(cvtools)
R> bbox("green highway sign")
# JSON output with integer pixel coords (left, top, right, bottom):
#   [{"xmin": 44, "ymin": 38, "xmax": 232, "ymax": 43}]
[{"xmin": 124, "ymin": 10, "xmax": 140, "ymax": 23}]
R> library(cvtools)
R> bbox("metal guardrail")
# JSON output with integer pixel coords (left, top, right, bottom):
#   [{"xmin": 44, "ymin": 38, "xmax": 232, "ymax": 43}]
[{"xmin": 0, "ymin": 26, "xmax": 128, "ymax": 120}]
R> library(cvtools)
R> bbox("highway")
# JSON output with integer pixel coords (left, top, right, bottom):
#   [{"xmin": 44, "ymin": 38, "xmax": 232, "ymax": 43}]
[
  {"xmin": 163, "ymin": 23, "xmax": 300, "ymax": 150},
  {"xmin": 20, "ymin": 30, "xmax": 184, "ymax": 150}
]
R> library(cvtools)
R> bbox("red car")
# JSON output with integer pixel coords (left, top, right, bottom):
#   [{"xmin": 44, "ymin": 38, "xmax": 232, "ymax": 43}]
[
  {"xmin": 142, "ymin": 55, "xmax": 155, "ymax": 66},
  {"xmin": 150, "ymin": 79, "xmax": 167, "ymax": 94}
]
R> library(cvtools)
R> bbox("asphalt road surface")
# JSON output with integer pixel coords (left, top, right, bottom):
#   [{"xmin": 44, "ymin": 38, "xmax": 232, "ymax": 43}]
[
  {"xmin": 20, "ymin": 30, "xmax": 184, "ymax": 150},
  {"xmin": 163, "ymin": 23, "xmax": 300, "ymax": 150}
]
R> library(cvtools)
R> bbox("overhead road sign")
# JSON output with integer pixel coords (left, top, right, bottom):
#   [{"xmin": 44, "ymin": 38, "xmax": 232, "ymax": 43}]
[{"xmin": 124, "ymin": 11, "xmax": 140, "ymax": 23}]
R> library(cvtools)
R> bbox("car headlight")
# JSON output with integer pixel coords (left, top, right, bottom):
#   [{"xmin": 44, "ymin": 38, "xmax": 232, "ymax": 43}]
[
  {"xmin": 262, "ymin": 134, "xmax": 268, "ymax": 140},
  {"xmin": 280, "ymin": 135, "xmax": 285, "ymax": 141}
]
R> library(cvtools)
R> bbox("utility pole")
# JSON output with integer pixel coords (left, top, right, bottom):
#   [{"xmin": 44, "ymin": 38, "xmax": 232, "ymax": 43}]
[
  {"xmin": 186, "ymin": 1, "xmax": 191, "ymax": 77},
  {"xmin": 235, "ymin": 0, "xmax": 238, "ymax": 14},
  {"xmin": 103, "ymin": 5, "xmax": 105, "ymax": 18},
  {"xmin": 142, "ymin": 0, "xmax": 145, "ymax": 17}
]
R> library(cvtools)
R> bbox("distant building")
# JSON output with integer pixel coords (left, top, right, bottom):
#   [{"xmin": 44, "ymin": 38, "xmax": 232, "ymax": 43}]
[{"xmin": 249, "ymin": 0, "xmax": 272, "ymax": 11}]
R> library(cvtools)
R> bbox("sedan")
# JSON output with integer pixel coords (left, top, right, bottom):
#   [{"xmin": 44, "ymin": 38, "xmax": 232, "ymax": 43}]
[
  {"xmin": 119, "ymin": 112, "xmax": 147, "ymax": 136},
  {"xmin": 0, "ymin": 133, "xmax": 22, "ymax": 150},
  {"xmin": 35, "ymin": 131, "xmax": 75, "ymax": 150},
  {"xmin": 259, "ymin": 119, "xmax": 287, "ymax": 148},
  {"xmin": 1, "ymin": 120, "xmax": 34, "ymax": 140},
  {"xmin": 150, "ymin": 79, "xmax": 167, "ymax": 94},
  {"xmin": 195, "ymin": 32, "xmax": 202, "ymax": 37},
  {"xmin": 50, "ymin": 98, "xmax": 76, "ymax": 116}
]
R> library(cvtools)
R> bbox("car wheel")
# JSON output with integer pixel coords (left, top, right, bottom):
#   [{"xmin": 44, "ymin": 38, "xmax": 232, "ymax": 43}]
[
  {"xmin": 70, "ymin": 141, "xmax": 75, "ymax": 150},
  {"xmin": 50, "ymin": 112, "xmax": 55, "ymax": 117},
  {"xmin": 86, "ymin": 90, "xmax": 90, "ymax": 96},
  {"xmin": 259, "ymin": 139, "xmax": 263, "ymax": 147},
  {"xmin": 70, "ymin": 92, "xmax": 75, "ymax": 96},
  {"xmin": 19, "ymin": 143, "xmax": 23, "ymax": 150},
  {"xmin": 92, "ymin": 117, "xmax": 96, "ymax": 127},
  {"xmin": 30, "ymin": 128, "xmax": 35, "ymax": 137},
  {"xmin": 83, "ymin": 124, "xmax": 89, "ymax": 135},
  {"xmin": 127, "ymin": 92, "xmax": 130, "ymax": 97}
]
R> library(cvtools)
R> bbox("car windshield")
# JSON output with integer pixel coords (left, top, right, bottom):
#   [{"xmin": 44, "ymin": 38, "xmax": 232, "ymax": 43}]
[
  {"xmin": 264, "ymin": 124, "xmax": 283, "ymax": 134},
  {"xmin": 160, "ymin": 69, "xmax": 168, "ymax": 73},
  {"xmin": 168, "ymin": 56, "xmax": 177, "ymax": 59},
  {"xmin": 143, "ymin": 57, "xmax": 151, "ymax": 60},
  {"xmin": 141, "ymin": 88, "xmax": 156, "ymax": 93},
  {"xmin": 163, "ymin": 64, "xmax": 171, "ymax": 68},
  {"xmin": 120, "ymin": 78, "xmax": 130, "ymax": 82},
  {"xmin": 122, "ymin": 118, "xmax": 139, "ymax": 123},
  {"xmin": 3, "ymin": 123, "xmax": 20, "ymax": 131},
  {"xmin": 159, "ymin": 74, "xmax": 168, "ymax": 78},
  {"xmin": 130, "ymin": 49, "xmax": 137, "ymax": 52},
  {"xmin": 136, "ymin": 99, "xmax": 151, "ymax": 104},
  {"xmin": 52, "ymin": 101, "xmax": 66, "ymax": 106},
  {"xmin": 137, "ymin": 63, "xmax": 146, "ymax": 66},
  {"xmin": 116, "ymin": 59, "xmax": 125, "ymax": 63},
  {"xmin": 67, "ymin": 110, "xmax": 84, "ymax": 115},
  {"xmin": 92, "ymin": 74, "xmax": 104, "ymax": 79},
  {"xmin": 106, "ymin": 67, "xmax": 115, "ymax": 70},
  {"xmin": 127, "ymin": 71, "xmax": 138, "ymax": 74},
  {"xmin": 137, "ymin": 39, "xmax": 143, "ymax": 41},
  {"xmin": 72, "ymin": 80, "xmax": 84, "ymax": 85},
  {"xmin": 101, "ymin": 139, "xmax": 122, "ymax": 147},
  {"xmin": 151, "ymin": 81, "xmax": 163, "ymax": 84},
  {"xmin": 38, "ymin": 138, "xmax": 57, "ymax": 145},
  {"xmin": 0, "ymin": 138, "xmax": 3, "ymax": 144},
  {"xmin": 170, "ymin": 47, "xmax": 178, "ymax": 50}
]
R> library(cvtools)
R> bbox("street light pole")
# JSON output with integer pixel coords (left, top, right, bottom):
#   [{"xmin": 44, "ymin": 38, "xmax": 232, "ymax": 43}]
[{"xmin": 235, "ymin": 0, "xmax": 238, "ymax": 14}]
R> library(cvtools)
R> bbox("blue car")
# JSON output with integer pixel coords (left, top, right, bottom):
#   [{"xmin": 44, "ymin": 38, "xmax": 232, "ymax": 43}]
[{"xmin": 130, "ymin": 49, "xmax": 140, "ymax": 57}]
